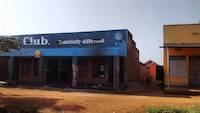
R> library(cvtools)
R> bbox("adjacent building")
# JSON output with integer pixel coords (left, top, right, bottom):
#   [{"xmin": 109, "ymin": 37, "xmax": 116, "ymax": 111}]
[
  {"xmin": 0, "ymin": 29, "xmax": 140, "ymax": 89},
  {"xmin": 163, "ymin": 24, "xmax": 200, "ymax": 88},
  {"xmin": 139, "ymin": 60, "xmax": 163, "ymax": 82},
  {"xmin": 145, "ymin": 60, "xmax": 158, "ymax": 81}
]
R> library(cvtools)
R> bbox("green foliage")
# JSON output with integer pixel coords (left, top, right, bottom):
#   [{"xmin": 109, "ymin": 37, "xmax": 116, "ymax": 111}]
[
  {"xmin": 0, "ymin": 104, "xmax": 38, "ymax": 113},
  {"xmin": 185, "ymin": 105, "xmax": 200, "ymax": 113},
  {"xmin": 146, "ymin": 106, "xmax": 187, "ymax": 113},
  {"xmin": 0, "ymin": 36, "xmax": 20, "ymax": 52},
  {"xmin": 146, "ymin": 105, "xmax": 200, "ymax": 113}
]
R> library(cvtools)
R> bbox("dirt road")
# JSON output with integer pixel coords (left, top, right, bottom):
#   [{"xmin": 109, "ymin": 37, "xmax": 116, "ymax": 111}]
[{"xmin": 0, "ymin": 87, "xmax": 200, "ymax": 113}]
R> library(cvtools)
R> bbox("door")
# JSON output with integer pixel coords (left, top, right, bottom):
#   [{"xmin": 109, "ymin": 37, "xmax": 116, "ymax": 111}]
[
  {"xmin": 60, "ymin": 58, "xmax": 72, "ymax": 83},
  {"xmin": 46, "ymin": 58, "xmax": 59, "ymax": 82},
  {"xmin": 189, "ymin": 56, "xmax": 200, "ymax": 87},
  {"xmin": 0, "ymin": 58, "xmax": 8, "ymax": 80},
  {"xmin": 46, "ymin": 58, "xmax": 72, "ymax": 84}
]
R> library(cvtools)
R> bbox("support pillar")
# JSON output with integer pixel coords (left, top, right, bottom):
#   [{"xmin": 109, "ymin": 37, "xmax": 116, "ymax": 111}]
[
  {"xmin": 186, "ymin": 55, "xmax": 189, "ymax": 86},
  {"xmin": 166, "ymin": 47, "xmax": 170, "ymax": 88},
  {"xmin": 72, "ymin": 57, "xmax": 78, "ymax": 87},
  {"xmin": 113, "ymin": 56, "xmax": 120, "ymax": 90},
  {"xmin": 38, "ymin": 57, "xmax": 44, "ymax": 82},
  {"xmin": 8, "ymin": 57, "xmax": 14, "ymax": 81},
  {"xmin": 58, "ymin": 58, "xmax": 62, "ymax": 83},
  {"xmin": 88, "ymin": 59, "xmax": 92, "ymax": 82}
]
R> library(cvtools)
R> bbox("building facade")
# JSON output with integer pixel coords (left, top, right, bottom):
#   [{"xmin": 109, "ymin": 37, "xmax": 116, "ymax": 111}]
[
  {"xmin": 139, "ymin": 62, "xmax": 147, "ymax": 80},
  {"xmin": 144, "ymin": 60, "xmax": 163, "ymax": 82},
  {"xmin": 163, "ymin": 24, "xmax": 200, "ymax": 88},
  {"xmin": 145, "ymin": 60, "xmax": 158, "ymax": 81},
  {"xmin": 0, "ymin": 29, "xmax": 140, "ymax": 89}
]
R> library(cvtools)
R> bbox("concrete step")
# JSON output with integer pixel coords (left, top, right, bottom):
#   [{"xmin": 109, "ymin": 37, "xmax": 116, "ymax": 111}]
[{"xmin": 164, "ymin": 88, "xmax": 200, "ymax": 96}]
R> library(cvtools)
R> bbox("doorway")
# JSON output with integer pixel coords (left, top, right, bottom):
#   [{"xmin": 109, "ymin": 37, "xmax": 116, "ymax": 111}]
[
  {"xmin": 0, "ymin": 58, "xmax": 8, "ymax": 80},
  {"xmin": 45, "ymin": 58, "xmax": 72, "ymax": 84},
  {"xmin": 46, "ymin": 58, "xmax": 58, "ymax": 83},
  {"xmin": 189, "ymin": 56, "xmax": 200, "ymax": 87}
]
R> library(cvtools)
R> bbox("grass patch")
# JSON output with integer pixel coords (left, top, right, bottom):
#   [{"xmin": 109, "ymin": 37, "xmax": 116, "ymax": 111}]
[{"xmin": 145, "ymin": 105, "xmax": 200, "ymax": 113}]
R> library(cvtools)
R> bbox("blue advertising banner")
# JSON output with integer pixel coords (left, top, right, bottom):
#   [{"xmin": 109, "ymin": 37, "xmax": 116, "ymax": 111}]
[
  {"xmin": 15, "ymin": 30, "xmax": 128, "ymax": 49},
  {"xmin": 4, "ymin": 30, "xmax": 129, "ymax": 57}
]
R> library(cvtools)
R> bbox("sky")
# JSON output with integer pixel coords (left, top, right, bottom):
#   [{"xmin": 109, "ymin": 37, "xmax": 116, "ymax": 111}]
[{"xmin": 0, "ymin": 0, "xmax": 200, "ymax": 65}]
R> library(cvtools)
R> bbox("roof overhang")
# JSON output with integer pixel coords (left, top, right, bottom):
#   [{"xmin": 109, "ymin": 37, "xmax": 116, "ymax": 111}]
[{"xmin": 160, "ymin": 44, "xmax": 200, "ymax": 48}]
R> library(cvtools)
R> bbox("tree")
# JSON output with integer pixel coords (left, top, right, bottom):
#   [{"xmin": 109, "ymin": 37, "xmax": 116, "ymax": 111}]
[{"xmin": 0, "ymin": 36, "xmax": 20, "ymax": 52}]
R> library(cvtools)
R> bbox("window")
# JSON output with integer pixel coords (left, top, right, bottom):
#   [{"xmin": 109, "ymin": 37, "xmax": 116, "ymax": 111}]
[
  {"xmin": 192, "ymin": 32, "xmax": 199, "ymax": 37},
  {"xmin": 21, "ymin": 59, "xmax": 32, "ymax": 76},
  {"xmin": 33, "ymin": 59, "xmax": 39, "ymax": 76},
  {"xmin": 78, "ymin": 59, "xmax": 89, "ymax": 78},
  {"xmin": 92, "ymin": 59, "xmax": 105, "ymax": 78},
  {"xmin": 169, "ymin": 56, "xmax": 186, "ymax": 76}
]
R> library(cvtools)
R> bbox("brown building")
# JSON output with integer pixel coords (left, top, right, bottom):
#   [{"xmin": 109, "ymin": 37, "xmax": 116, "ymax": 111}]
[
  {"xmin": 139, "ymin": 62, "xmax": 147, "ymax": 80},
  {"xmin": 0, "ymin": 29, "xmax": 140, "ymax": 89},
  {"xmin": 144, "ymin": 60, "xmax": 159, "ymax": 81},
  {"xmin": 163, "ymin": 24, "xmax": 200, "ymax": 88}
]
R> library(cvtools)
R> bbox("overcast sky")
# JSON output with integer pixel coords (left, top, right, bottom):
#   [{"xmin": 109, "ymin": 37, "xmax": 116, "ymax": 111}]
[{"xmin": 0, "ymin": 0, "xmax": 200, "ymax": 64}]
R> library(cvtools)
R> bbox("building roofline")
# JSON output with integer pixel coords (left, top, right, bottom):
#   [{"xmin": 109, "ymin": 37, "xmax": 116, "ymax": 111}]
[
  {"xmin": 160, "ymin": 45, "xmax": 200, "ymax": 48},
  {"xmin": 3, "ymin": 29, "xmax": 130, "ymax": 37},
  {"xmin": 164, "ymin": 23, "xmax": 200, "ymax": 27},
  {"xmin": 139, "ymin": 62, "xmax": 145, "ymax": 65},
  {"xmin": 144, "ymin": 60, "xmax": 159, "ymax": 66},
  {"xmin": 160, "ymin": 43, "xmax": 200, "ymax": 48}
]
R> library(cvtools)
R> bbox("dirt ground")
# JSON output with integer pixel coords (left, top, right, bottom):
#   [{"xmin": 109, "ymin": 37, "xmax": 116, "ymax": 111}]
[{"xmin": 0, "ymin": 87, "xmax": 200, "ymax": 113}]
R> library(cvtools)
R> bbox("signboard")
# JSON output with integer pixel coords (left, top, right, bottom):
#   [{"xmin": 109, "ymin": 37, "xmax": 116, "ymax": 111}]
[{"xmin": 16, "ymin": 30, "xmax": 127, "ymax": 48}]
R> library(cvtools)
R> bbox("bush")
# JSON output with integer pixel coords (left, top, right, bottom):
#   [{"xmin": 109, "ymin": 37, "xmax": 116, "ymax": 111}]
[
  {"xmin": 186, "ymin": 105, "xmax": 200, "ymax": 113},
  {"xmin": 126, "ymin": 105, "xmax": 200, "ymax": 113},
  {"xmin": 146, "ymin": 105, "xmax": 200, "ymax": 113},
  {"xmin": 147, "ymin": 106, "xmax": 188, "ymax": 113},
  {"xmin": 0, "ymin": 104, "xmax": 38, "ymax": 113}
]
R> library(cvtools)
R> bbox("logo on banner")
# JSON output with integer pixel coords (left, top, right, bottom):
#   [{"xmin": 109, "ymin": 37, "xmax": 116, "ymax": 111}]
[
  {"xmin": 114, "ymin": 32, "xmax": 123, "ymax": 46},
  {"xmin": 34, "ymin": 50, "xmax": 42, "ymax": 58}
]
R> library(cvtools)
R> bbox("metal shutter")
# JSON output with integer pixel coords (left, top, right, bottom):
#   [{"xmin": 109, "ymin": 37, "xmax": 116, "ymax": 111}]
[
  {"xmin": 177, "ymin": 57, "xmax": 186, "ymax": 76},
  {"xmin": 189, "ymin": 56, "xmax": 200, "ymax": 87},
  {"xmin": 169, "ymin": 56, "xmax": 186, "ymax": 76},
  {"xmin": 169, "ymin": 58, "xmax": 177, "ymax": 76}
]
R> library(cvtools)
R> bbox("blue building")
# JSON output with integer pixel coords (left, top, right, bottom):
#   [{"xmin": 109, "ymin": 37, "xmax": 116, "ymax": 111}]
[{"xmin": 0, "ymin": 29, "xmax": 139, "ymax": 89}]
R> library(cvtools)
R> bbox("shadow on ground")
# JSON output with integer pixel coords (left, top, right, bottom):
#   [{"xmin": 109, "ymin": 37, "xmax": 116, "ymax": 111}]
[{"xmin": 0, "ymin": 93, "xmax": 86, "ymax": 112}]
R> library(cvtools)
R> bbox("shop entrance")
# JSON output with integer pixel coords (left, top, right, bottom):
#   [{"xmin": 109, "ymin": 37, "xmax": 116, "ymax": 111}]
[
  {"xmin": 46, "ymin": 58, "xmax": 72, "ymax": 84},
  {"xmin": 189, "ymin": 56, "xmax": 200, "ymax": 87},
  {"xmin": 46, "ymin": 58, "xmax": 58, "ymax": 82},
  {"xmin": 0, "ymin": 58, "xmax": 8, "ymax": 80}
]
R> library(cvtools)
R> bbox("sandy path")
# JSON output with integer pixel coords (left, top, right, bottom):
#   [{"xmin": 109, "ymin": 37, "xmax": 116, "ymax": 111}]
[{"xmin": 0, "ymin": 87, "xmax": 200, "ymax": 113}]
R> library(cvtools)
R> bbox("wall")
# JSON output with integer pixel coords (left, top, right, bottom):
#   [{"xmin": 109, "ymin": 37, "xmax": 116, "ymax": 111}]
[
  {"xmin": 164, "ymin": 24, "xmax": 200, "ymax": 87},
  {"xmin": 164, "ymin": 48, "xmax": 200, "ymax": 86},
  {"xmin": 124, "ymin": 32, "xmax": 140, "ymax": 82},
  {"xmin": 164, "ymin": 24, "xmax": 200, "ymax": 45},
  {"xmin": 149, "ymin": 63, "xmax": 157, "ymax": 81},
  {"xmin": 140, "ymin": 63, "xmax": 147, "ymax": 80}
]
